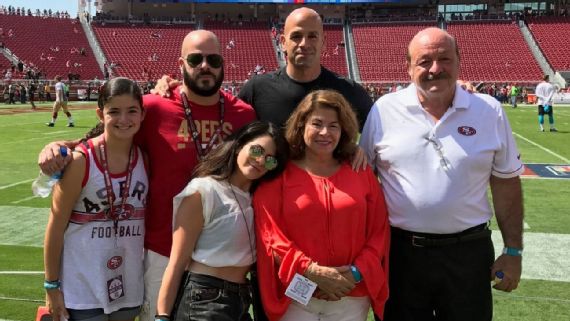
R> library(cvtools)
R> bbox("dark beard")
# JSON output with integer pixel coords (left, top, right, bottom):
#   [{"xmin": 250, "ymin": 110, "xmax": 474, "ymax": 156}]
[{"xmin": 183, "ymin": 67, "xmax": 224, "ymax": 97}]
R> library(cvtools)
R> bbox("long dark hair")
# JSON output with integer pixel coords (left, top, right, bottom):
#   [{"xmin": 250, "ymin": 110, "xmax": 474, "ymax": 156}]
[
  {"xmin": 193, "ymin": 121, "xmax": 288, "ymax": 186},
  {"xmin": 82, "ymin": 77, "xmax": 143, "ymax": 142}
]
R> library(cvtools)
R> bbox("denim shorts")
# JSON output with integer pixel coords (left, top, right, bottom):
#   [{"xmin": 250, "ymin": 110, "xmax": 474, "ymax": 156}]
[
  {"xmin": 67, "ymin": 306, "xmax": 140, "ymax": 321},
  {"xmin": 173, "ymin": 272, "xmax": 252, "ymax": 321}
]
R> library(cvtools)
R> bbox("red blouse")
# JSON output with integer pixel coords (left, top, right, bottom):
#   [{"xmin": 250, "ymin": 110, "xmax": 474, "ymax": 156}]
[{"xmin": 253, "ymin": 162, "xmax": 390, "ymax": 321}]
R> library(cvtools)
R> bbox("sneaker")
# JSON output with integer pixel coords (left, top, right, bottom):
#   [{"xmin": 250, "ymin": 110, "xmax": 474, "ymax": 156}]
[
  {"xmin": 67, "ymin": 123, "xmax": 75, "ymax": 127},
  {"xmin": 46, "ymin": 122, "xmax": 54, "ymax": 127},
  {"xmin": 550, "ymin": 128, "xmax": 558, "ymax": 132}
]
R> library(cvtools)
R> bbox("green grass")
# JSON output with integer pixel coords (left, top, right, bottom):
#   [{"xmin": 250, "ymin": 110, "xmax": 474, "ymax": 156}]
[{"xmin": 0, "ymin": 103, "xmax": 569, "ymax": 320}]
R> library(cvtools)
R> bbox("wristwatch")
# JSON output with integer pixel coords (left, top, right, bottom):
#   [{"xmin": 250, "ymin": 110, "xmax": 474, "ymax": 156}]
[{"xmin": 502, "ymin": 247, "xmax": 523, "ymax": 256}]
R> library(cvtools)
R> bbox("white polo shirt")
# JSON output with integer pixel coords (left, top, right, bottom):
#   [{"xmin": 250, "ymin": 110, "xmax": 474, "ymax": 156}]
[{"xmin": 360, "ymin": 84, "xmax": 524, "ymax": 233}]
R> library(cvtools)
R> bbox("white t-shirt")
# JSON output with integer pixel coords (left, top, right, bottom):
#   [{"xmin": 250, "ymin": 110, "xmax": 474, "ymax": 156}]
[
  {"xmin": 360, "ymin": 84, "xmax": 524, "ymax": 233},
  {"xmin": 535, "ymin": 81, "xmax": 555, "ymax": 106},
  {"xmin": 173, "ymin": 176, "xmax": 255, "ymax": 267}
]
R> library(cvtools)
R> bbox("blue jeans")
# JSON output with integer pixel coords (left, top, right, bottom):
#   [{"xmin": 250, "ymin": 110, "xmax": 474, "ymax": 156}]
[
  {"xmin": 173, "ymin": 272, "xmax": 252, "ymax": 321},
  {"xmin": 511, "ymin": 96, "xmax": 517, "ymax": 107}
]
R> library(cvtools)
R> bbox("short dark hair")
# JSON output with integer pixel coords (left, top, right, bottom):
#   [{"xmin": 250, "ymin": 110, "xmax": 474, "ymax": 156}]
[
  {"xmin": 193, "ymin": 121, "xmax": 289, "ymax": 186},
  {"xmin": 285, "ymin": 90, "xmax": 358, "ymax": 162},
  {"xmin": 543, "ymin": 74, "xmax": 550, "ymax": 81}
]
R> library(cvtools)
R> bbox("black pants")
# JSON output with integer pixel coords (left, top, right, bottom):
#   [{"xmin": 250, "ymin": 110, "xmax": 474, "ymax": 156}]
[
  {"xmin": 383, "ymin": 226, "xmax": 494, "ymax": 321},
  {"xmin": 173, "ymin": 272, "xmax": 252, "ymax": 321}
]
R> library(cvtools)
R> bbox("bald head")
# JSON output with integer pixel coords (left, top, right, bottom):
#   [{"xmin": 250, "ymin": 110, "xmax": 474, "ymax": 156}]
[
  {"xmin": 181, "ymin": 30, "xmax": 220, "ymax": 57},
  {"xmin": 284, "ymin": 7, "xmax": 323, "ymax": 34},
  {"xmin": 407, "ymin": 27, "xmax": 459, "ymax": 62}
]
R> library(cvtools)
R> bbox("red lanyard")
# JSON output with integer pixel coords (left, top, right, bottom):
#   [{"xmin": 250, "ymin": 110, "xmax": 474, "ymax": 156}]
[
  {"xmin": 180, "ymin": 89, "xmax": 225, "ymax": 160},
  {"xmin": 98, "ymin": 137, "xmax": 135, "ymax": 235}
]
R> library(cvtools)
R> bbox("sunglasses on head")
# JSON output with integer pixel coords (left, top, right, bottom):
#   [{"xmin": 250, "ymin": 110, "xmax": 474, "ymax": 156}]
[
  {"xmin": 248, "ymin": 144, "xmax": 278, "ymax": 171},
  {"xmin": 186, "ymin": 53, "xmax": 224, "ymax": 69}
]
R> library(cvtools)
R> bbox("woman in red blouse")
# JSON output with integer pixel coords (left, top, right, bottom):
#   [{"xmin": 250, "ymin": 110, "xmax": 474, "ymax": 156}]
[{"xmin": 253, "ymin": 90, "xmax": 390, "ymax": 321}]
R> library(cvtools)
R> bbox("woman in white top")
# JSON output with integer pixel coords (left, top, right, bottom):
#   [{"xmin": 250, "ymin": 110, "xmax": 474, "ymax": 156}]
[{"xmin": 156, "ymin": 121, "xmax": 288, "ymax": 321}]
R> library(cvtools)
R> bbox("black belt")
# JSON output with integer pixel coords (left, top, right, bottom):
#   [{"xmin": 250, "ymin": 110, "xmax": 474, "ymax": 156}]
[
  {"xmin": 188, "ymin": 272, "xmax": 251, "ymax": 296},
  {"xmin": 391, "ymin": 223, "xmax": 491, "ymax": 248}
]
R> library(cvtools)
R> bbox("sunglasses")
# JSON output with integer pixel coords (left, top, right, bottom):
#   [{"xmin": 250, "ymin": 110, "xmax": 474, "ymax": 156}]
[
  {"xmin": 186, "ymin": 53, "xmax": 223, "ymax": 69},
  {"xmin": 248, "ymin": 144, "xmax": 278, "ymax": 171}
]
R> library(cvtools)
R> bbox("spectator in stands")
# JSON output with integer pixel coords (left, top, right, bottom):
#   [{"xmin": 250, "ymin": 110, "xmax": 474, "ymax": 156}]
[
  {"xmin": 38, "ymin": 30, "xmax": 257, "ymax": 321},
  {"xmin": 535, "ymin": 74, "xmax": 558, "ymax": 132},
  {"xmin": 226, "ymin": 38, "xmax": 236, "ymax": 49},
  {"xmin": 360, "ymin": 27, "xmax": 524, "ymax": 321},
  {"xmin": 46, "ymin": 76, "xmax": 74, "ymax": 127}
]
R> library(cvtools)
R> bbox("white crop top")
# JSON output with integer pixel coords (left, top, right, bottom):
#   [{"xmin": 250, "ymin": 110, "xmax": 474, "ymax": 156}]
[{"xmin": 173, "ymin": 176, "xmax": 256, "ymax": 267}]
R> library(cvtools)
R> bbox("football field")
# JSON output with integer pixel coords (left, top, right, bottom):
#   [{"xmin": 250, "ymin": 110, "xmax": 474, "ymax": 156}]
[{"xmin": 0, "ymin": 101, "xmax": 569, "ymax": 320}]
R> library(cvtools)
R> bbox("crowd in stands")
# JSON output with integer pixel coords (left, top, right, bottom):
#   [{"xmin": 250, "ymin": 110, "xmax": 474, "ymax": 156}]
[{"xmin": 0, "ymin": 5, "xmax": 71, "ymax": 19}]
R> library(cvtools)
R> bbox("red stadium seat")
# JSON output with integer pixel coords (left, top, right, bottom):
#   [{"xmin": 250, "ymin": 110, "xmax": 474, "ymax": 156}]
[
  {"xmin": 0, "ymin": 15, "xmax": 102, "ymax": 79},
  {"xmin": 527, "ymin": 17, "xmax": 570, "ymax": 71}
]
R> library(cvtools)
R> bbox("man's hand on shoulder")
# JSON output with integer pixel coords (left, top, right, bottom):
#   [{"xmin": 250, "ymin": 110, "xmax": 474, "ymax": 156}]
[
  {"xmin": 150, "ymin": 75, "xmax": 181, "ymax": 98},
  {"xmin": 457, "ymin": 80, "xmax": 477, "ymax": 93}
]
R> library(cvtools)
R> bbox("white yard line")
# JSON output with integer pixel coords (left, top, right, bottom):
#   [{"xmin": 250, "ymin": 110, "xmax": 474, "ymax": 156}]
[
  {"xmin": 0, "ymin": 179, "xmax": 34, "ymax": 191},
  {"xmin": 492, "ymin": 232, "xmax": 570, "ymax": 283},
  {"xmin": 0, "ymin": 271, "xmax": 43, "ymax": 274},
  {"xmin": 513, "ymin": 132, "xmax": 570, "ymax": 163},
  {"xmin": 0, "ymin": 130, "xmax": 68, "ymax": 146},
  {"xmin": 0, "ymin": 296, "xmax": 43, "ymax": 303},
  {"xmin": 10, "ymin": 196, "xmax": 38, "ymax": 204}
]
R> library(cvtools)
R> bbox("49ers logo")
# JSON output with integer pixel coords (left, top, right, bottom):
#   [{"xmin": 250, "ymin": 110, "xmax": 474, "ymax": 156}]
[
  {"xmin": 107, "ymin": 256, "xmax": 123, "ymax": 270},
  {"xmin": 107, "ymin": 204, "xmax": 135, "ymax": 221},
  {"xmin": 457, "ymin": 126, "xmax": 476, "ymax": 136}
]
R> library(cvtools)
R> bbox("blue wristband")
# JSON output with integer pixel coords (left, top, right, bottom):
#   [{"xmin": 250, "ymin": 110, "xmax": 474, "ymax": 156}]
[
  {"xmin": 350, "ymin": 265, "xmax": 362, "ymax": 283},
  {"xmin": 44, "ymin": 280, "xmax": 61, "ymax": 290},
  {"xmin": 502, "ymin": 247, "xmax": 523, "ymax": 256}
]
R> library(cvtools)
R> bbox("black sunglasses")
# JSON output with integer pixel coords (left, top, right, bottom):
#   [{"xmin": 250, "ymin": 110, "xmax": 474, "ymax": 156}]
[{"xmin": 186, "ymin": 53, "xmax": 223, "ymax": 69}]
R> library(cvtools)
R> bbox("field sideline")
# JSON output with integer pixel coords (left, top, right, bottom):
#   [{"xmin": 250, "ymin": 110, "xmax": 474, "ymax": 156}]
[{"xmin": 0, "ymin": 102, "xmax": 569, "ymax": 320}]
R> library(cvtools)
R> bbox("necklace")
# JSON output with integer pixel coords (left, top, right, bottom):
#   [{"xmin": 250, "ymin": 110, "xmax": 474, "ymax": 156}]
[
  {"xmin": 180, "ymin": 89, "xmax": 225, "ymax": 160},
  {"xmin": 228, "ymin": 182, "xmax": 255, "ymax": 264}
]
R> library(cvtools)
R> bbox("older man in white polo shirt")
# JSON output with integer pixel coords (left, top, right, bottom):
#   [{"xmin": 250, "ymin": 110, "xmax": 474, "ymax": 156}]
[{"xmin": 360, "ymin": 27, "xmax": 524, "ymax": 321}]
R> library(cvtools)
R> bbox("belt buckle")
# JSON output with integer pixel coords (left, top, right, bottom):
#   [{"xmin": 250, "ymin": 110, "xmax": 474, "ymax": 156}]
[{"xmin": 412, "ymin": 235, "xmax": 425, "ymax": 247}]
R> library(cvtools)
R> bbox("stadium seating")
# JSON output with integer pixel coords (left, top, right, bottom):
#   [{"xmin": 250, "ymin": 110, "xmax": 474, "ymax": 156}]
[
  {"xmin": 203, "ymin": 21, "xmax": 278, "ymax": 82},
  {"xmin": 321, "ymin": 25, "xmax": 348, "ymax": 76},
  {"xmin": 352, "ymin": 23, "xmax": 435, "ymax": 82},
  {"xmin": 0, "ymin": 15, "xmax": 101, "ymax": 80},
  {"xmin": 527, "ymin": 17, "xmax": 570, "ymax": 71},
  {"xmin": 92, "ymin": 24, "xmax": 193, "ymax": 81},
  {"xmin": 447, "ymin": 21, "xmax": 543, "ymax": 82}
]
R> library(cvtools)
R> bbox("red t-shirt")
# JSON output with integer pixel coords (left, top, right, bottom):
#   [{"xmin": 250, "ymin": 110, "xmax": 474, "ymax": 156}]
[
  {"xmin": 253, "ymin": 162, "xmax": 390, "ymax": 320},
  {"xmin": 137, "ymin": 89, "xmax": 256, "ymax": 257}
]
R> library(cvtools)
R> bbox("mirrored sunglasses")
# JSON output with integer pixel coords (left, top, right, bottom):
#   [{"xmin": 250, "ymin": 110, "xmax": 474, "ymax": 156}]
[
  {"xmin": 186, "ymin": 53, "xmax": 223, "ymax": 68},
  {"xmin": 249, "ymin": 144, "xmax": 278, "ymax": 171}
]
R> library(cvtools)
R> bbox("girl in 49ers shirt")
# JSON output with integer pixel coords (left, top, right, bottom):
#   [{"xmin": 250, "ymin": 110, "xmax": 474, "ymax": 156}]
[{"xmin": 44, "ymin": 77, "xmax": 148, "ymax": 321}]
